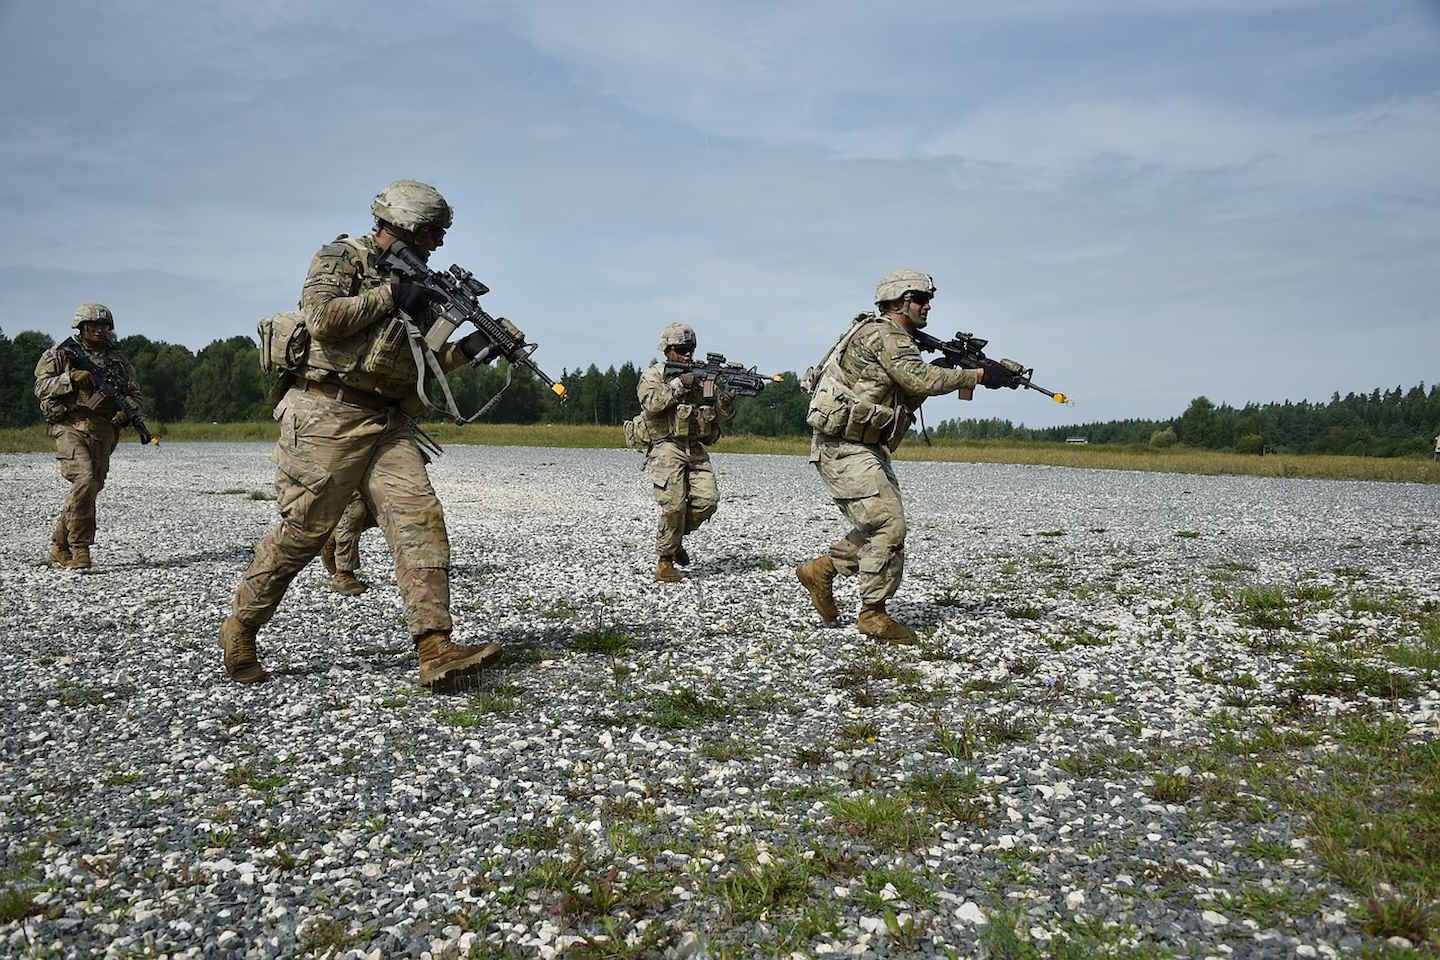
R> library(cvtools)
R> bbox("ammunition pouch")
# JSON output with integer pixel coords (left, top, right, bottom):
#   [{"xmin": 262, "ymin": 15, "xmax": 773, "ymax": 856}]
[
  {"xmin": 257, "ymin": 310, "xmax": 311, "ymax": 375},
  {"xmin": 806, "ymin": 377, "xmax": 909, "ymax": 450}
]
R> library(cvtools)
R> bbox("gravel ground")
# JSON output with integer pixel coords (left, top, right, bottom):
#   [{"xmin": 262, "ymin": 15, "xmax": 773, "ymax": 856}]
[{"xmin": 1, "ymin": 442, "xmax": 1437, "ymax": 960}]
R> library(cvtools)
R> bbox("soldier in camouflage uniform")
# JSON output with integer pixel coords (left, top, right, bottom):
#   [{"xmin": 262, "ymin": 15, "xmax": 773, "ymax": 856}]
[
  {"xmin": 632, "ymin": 323, "xmax": 735, "ymax": 582},
  {"xmin": 796, "ymin": 270, "xmax": 998, "ymax": 642},
  {"xmin": 320, "ymin": 493, "xmax": 378, "ymax": 595},
  {"xmin": 33, "ymin": 304, "xmax": 145, "ymax": 570},
  {"xmin": 220, "ymin": 180, "xmax": 501, "ymax": 687}
]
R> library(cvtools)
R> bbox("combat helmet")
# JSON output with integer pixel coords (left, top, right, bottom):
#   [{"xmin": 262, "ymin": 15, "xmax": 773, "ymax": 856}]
[
  {"xmin": 658, "ymin": 322, "xmax": 697, "ymax": 352},
  {"xmin": 72, "ymin": 303, "xmax": 114, "ymax": 330},
  {"xmin": 371, "ymin": 179, "xmax": 453, "ymax": 233},
  {"xmin": 874, "ymin": 269, "xmax": 936, "ymax": 305}
]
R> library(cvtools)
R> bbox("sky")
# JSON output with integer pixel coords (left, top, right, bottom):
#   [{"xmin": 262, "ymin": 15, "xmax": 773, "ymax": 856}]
[{"xmin": 1, "ymin": 0, "xmax": 1437, "ymax": 428}]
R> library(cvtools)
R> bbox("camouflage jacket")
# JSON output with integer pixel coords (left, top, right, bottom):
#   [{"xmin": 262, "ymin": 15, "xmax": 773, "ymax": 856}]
[
  {"xmin": 297, "ymin": 233, "xmax": 469, "ymax": 407},
  {"xmin": 635, "ymin": 360, "xmax": 736, "ymax": 446},
  {"xmin": 33, "ymin": 341, "xmax": 142, "ymax": 429}
]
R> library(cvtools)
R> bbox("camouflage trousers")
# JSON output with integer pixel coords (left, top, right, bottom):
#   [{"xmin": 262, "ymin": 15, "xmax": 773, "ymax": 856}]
[
  {"xmin": 332, "ymin": 493, "xmax": 377, "ymax": 573},
  {"xmin": 648, "ymin": 439, "xmax": 718, "ymax": 559},
  {"xmin": 50, "ymin": 419, "xmax": 117, "ymax": 547},
  {"xmin": 230, "ymin": 386, "xmax": 450, "ymax": 638},
  {"xmin": 811, "ymin": 435, "xmax": 906, "ymax": 606}
]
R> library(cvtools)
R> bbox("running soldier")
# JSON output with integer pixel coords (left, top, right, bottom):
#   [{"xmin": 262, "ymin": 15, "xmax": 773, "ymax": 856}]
[
  {"xmin": 221, "ymin": 179, "xmax": 501, "ymax": 687},
  {"xmin": 629, "ymin": 323, "xmax": 735, "ymax": 582},
  {"xmin": 33, "ymin": 304, "xmax": 145, "ymax": 571},
  {"xmin": 796, "ymin": 270, "xmax": 1002, "ymax": 642}
]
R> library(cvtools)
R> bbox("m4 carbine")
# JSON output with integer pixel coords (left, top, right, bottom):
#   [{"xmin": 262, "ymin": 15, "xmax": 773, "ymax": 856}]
[
  {"xmin": 913, "ymin": 329, "xmax": 1067, "ymax": 404},
  {"xmin": 56, "ymin": 337, "xmax": 159, "ymax": 446},
  {"xmin": 379, "ymin": 240, "xmax": 567, "ymax": 423},
  {"xmin": 663, "ymin": 352, "xmax": 782, "ymax": 399}
]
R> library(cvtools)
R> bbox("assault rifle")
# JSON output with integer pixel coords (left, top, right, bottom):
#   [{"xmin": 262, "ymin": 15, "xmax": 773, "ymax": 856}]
[
  {"xmin": 56, "ymin": 338, "xmax": 159, "ymax": 446},
  {"xmin": 913, "ymin": 329, "xmax": 1067, "ymax": 404},
  {"xmin": 378, "ymin": 240, "xmax": 568, "ymax": 423},
  {"xmin": 663, "ymin": 352, "xmax": 782, "ymax": 399}
]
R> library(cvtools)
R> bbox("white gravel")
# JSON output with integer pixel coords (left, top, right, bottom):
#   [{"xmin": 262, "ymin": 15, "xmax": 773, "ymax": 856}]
[{"xmin": 1, "ymin": 442, "xmax": 1437, "ymax": 959}]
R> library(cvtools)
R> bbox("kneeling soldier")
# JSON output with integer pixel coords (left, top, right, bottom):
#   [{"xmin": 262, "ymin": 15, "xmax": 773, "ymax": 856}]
[{"xmin": 631, "ymin": 323, "xmax": 735, "ymax": 582}]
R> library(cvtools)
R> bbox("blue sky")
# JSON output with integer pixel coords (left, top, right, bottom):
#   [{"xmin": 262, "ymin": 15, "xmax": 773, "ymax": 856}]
[{"xmin": 2, "ymin": 0, "xmax": 1436, "ymax": 427}]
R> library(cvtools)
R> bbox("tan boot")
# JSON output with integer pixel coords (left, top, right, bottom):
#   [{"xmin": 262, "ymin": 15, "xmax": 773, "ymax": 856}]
[
  {"xmin": 320, "ymin": 536, "xmax": 337, "ymax": 575},
  {"xmin": 796, "ymin": 556, "xmax": 838, "ymax": 622},
  {"xmin": 332, "ymin": 572, "xmax": 368, "ymax": 595},
  {"xmin": 220, "ymin": 617, "xmax": 267, "ymax": 684},
  {"xmin": 673, "ymin": 545, "xmax": 690, "ymax": 567},
  {"xmin": 655, "ymin": 558, "xmax": 681, "ymax": 583},
  {"xmin": 858, "ymin": 603, "xmax": 917, "ymax": 644},
  {"xmin": 416, "ymin": 632, "xmax": 501, "ymax": 687},
  {"xmin": 62, "ymin": 546, "xmax": 91, "ymax": 571},
  {"xmin": 49, "ymin": 543, "xmax": 71, "ymax": 566}
]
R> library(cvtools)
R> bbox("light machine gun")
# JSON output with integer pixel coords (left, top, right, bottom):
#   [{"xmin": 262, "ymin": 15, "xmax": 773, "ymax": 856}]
[
  {"xmin": 662, "ymin": 352, "xmax": 782, "ymax": 400},
  {"xmin": 912, "ymin": 329, "xmax": 1068, "ymax": 405},
  {"xmin": 55, "ymin": 337, "xmax": 159, "ymax": 446},
  {"xmin": 378, "ymin": 240, "xmax": 568, "ymax": 423}
]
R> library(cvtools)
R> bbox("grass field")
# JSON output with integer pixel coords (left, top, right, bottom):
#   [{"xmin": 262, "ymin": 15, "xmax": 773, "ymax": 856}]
[{"xmin": 3, "ymin": 421, "xmax": 1438, "ymax": 484}]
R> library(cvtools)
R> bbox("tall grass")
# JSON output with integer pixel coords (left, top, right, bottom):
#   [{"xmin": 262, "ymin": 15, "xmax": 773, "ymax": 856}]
[{"xmin": 3, "ymin": 422, "xmax": 1437, "ymax": 484}]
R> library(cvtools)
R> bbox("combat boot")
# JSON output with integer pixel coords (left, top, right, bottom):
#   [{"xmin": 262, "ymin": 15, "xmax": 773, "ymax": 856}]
[
  {"xmin": 49, "ymin": 543, "xmax": 71, "ymax": 566},
  {"xmin": 673, "ymin": 545, "xmax": 690, "ymax": 566},
  {"xmin": 416, "ymin": 632, "xmax": 501, "ymax": 687},
  {"xmin": 796, "ymin": 556, "xmax": 838, "ymax": 622},
  {"xmin": 320, "ymin": 536, "xmax": 337, "ymax": 575},
  {"xmin": 220, "ymin": 616, "xmax": 267, "ymax": 684},
  {"xmin": 332, "ymin": 572, "xmax": 368, "ymax": 595},
  {"xmin": 62, "ymin": 546, "xmax": 91, "ymax": 571},
  {"xmin": 655, "ymin": 558, "xmax": 681, "ymax": 583},
  {"xmin": 858, "ymin": 603, "xmax": 917, "ymax": 644}
]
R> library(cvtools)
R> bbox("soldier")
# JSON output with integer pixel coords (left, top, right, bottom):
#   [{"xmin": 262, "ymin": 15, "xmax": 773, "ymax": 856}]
[
  {"xmin": 320, "ymin": 493, "xmax": 377, "ymax": 595},
  {"xmin": 1434, "ymin": 433, "xmax": 1439, "ymax": 463},
  {"xmin": 796, "ymin": 270, "xmax": 1005, "ymax": 643},
  {"xmin": 33, "ymin": 304, "xmax": 145, "ymax": 571},
  {"xmin": 633, "ymin": 323, "xmax": 735, "ymax": 582},
  {"xmin": 220, "ymin": 179, "xmax": 501, "ymax": 687}
]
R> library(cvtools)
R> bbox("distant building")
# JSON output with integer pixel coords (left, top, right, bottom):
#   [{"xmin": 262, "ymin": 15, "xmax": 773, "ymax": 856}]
[{"xmin": 1065, "ymin": 436, "xmax": 1088, "ymax": 445}]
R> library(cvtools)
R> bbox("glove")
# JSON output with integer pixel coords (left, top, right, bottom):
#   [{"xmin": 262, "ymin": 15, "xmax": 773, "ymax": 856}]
[
  {"xmin": 457, "ymin": 330, "xmax": 495, "ymax": 363},
  {"xmin": 71, "ymin": 369, "xmax": 94, "ymax": 389},
  {"xmin": 678, "ymin": 372, "xmax": 698, "ymax": 390},
  {"xmin": 391, "ymin": 279, "xmax": 440, "ymax": 317},
  {"xmin": 111, "ymin": 411, "xmax": 129, "ymax": 428}
]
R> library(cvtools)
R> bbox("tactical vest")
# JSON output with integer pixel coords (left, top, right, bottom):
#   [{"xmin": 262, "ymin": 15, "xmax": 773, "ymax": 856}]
[
  {"xmin": 804, "ymin": 314, "xmax": 915, "ymax": 451},
  {"xmin": 624, "ymin": 365, "xmax": 722, "ymax": 448}
]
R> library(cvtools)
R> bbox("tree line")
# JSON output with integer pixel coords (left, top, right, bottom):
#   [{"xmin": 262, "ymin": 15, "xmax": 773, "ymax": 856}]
[
  {"xmin": 0, "ymin": 328, "xmax": 811, "ymax": 436},
  {"xmin": 3, "ymin": 328, "xmax": 1435, "ymax": 457},
  {"xmin": 932, "ymin": 388, "xmax": 1440, "ymax": 457}
]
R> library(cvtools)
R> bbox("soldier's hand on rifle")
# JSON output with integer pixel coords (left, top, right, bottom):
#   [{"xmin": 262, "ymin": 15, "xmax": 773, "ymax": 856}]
[
  {"xmin": 669, "ymin": 372, "xmax": 698, "ymax": 393},
  {"xmin": 111, "ymin": 411, "xmax": 129, "ymax": 428},
  {"xmin": 457, "ymin": 330, "xmax": 496, "ymax": 364},
  {"xmin": 392, "ymin": 279, "xmax": 442, "ymax": 317},
  {"xmin": 71, "ymin": 369, "xmax": 94, "ymax": 389}
]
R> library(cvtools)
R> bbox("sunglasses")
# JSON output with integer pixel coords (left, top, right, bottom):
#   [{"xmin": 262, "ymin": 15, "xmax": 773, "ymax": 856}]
[{"xmin": 904, "ymin": 292, "xmax": 932, "ymax": 306}]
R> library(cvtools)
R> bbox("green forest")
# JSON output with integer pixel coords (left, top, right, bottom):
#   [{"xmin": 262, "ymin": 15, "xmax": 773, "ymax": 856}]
[{"xmin": 2, "ymin": 327, "xmax": 1437, "ymax": 457}]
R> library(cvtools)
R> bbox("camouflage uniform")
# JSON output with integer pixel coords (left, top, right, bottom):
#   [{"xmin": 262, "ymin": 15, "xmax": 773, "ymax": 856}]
[
  {"xmin": 635, "ymin": 354, "xmax": 735, "ymax": 567},
  {"xmin": 33, "ymin": 308, "xmax": 143, "ymax": 564},
  {"xmin": 798, "ymin": 270, "xmax": 981, "ymax": 639},
  {"xmin": 330, "ymin": 492, "xmax": 377, "ymax": 575},
  {"xmin": 222, "ymin": 180, "xmax": 498, "ymax": 685},
  {"xmin": 808, "ymin": 315, "xmax": 976, "ymax": 604}
]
